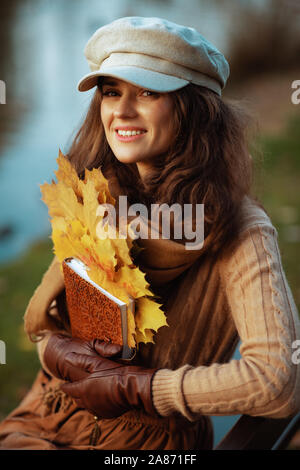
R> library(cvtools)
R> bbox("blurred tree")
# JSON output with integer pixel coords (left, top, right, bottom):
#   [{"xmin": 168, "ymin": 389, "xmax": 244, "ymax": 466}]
[
  {"xmin": 0, "ymin": 0, "xmax": 26, "ymax": 155},
  {"xmin": 226, "ymin": 0, "xmax": 300, "ymax": 84}
]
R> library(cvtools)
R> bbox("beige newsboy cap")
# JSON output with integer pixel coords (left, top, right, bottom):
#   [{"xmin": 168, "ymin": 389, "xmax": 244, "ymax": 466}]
[{"xmin": 77, "ymin": 16, "xmax": 230, "ymax": 96}]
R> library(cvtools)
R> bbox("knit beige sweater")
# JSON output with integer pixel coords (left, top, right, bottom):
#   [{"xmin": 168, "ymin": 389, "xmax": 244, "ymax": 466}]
[
  {"xmin": 150, "ymin": 200, "xmax": 300, "ymax": 421},
  {"xmin": 36, "ymin": 197, "xmax": 300, "ymax": 422}
]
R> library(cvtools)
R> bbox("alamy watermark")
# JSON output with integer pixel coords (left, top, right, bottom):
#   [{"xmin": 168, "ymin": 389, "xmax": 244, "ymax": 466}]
[
  {"xmin": 292, "ymin": 340, "xmax": 300, "ymax": 365},
  {"xmin": 0, "ymin": 340, "xmax": 6, "ymax": 364},
  {"xmin": 0, "ymin": 80, "xmax": 6, "ymax": 104},
  {"xmin": 291, "ymin": 80, "xmax": 300, "ymax": 104},
  {"xmin": 96, "ymin": 196, "xmax": 204, "ymax": 250}
]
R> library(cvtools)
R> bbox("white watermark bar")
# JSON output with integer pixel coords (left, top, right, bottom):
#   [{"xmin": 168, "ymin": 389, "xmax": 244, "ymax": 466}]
[
  {"xmin": 0, "ymin": 80, "xmax": 6, "ymax": 104},
  {"xmin": 0, "ymin": 340, "xmax": 6, "ymax": 364},
  {"xmin": 96, "ymin": 196, "xmax": 205, "ymax": 250},
  {"xmin": 291, "ymin": 80, "xmax": 300, "ymax": 104}
]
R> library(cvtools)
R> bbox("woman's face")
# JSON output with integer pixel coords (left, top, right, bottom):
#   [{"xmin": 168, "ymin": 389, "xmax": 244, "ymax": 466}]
[{"xmin": 100, "ymin": 78, "xmax": 175, "ymax": 178}]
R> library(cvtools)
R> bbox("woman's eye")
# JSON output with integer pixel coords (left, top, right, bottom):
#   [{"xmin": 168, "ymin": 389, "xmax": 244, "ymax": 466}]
[
  {"xmin": 102, "ymin": 90, "xmax": 118, "ymax": 97},
  {"xmin": 142, "ymin": 90, "xmax": 156, "ymax": 97}
]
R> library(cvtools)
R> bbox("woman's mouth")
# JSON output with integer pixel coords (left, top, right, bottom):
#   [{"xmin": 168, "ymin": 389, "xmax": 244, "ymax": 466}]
[{"xmin": 115, "ymin": 128, "xmax": 147, "ymax": 142}]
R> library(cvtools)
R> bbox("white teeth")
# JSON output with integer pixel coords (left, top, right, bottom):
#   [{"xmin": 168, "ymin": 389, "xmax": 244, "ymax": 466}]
[{"xmin": 117, "ymin": 130, "xmax": 144, "ymax": 136}]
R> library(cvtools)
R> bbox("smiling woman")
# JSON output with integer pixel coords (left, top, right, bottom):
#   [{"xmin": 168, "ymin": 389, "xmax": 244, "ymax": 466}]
[
  {"xmin": 0, "ymin": 16, "xmax": 299, "ymax": 451},
  {"xmin": 100, "ymin": 78, "xmax": 175, "ymax": 178}
]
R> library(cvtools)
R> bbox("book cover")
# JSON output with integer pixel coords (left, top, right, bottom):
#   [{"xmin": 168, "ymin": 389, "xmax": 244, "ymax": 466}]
[{"xmin": 62, "ymin": 257, "xmax": 134, "ymax": 359}]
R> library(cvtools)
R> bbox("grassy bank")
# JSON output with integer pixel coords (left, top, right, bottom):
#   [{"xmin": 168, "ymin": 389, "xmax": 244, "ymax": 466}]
[
  {"xmin": 0, "ymin": 238, "xmax": 53, "ymax": 419},
  {"xmin": 0, "ymin": 114, "xmax": 299, "ymax": 426},
  {"xmin": 255, "ymin": 114, "xmax": 300, "ymax": 310}
]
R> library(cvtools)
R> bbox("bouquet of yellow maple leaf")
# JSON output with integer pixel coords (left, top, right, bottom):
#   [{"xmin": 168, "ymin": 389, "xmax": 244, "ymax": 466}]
[{"xmin": 40, "ymin": 150, "xmax": 168, "ymax": 349}]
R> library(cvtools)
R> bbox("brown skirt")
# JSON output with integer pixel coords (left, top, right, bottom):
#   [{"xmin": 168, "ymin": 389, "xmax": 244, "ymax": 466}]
[{"xmin": 0, "ymin": 369, "xmax": 213, "ymax": 450}]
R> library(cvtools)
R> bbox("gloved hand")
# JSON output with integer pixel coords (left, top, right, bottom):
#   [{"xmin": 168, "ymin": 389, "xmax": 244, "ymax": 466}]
[
  {"xmin": 59, "ymin": 340, "xmax": 159, "ymax": 419},
  {"xmin": 43, "ymin": 333, "xmax": 121, "ymax": 382}
]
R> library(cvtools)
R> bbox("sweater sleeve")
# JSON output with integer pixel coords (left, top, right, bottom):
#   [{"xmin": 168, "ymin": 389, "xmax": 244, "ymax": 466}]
[{"xmin": 152, "ymin": 224, "xmax": 300, "ymax": 420}]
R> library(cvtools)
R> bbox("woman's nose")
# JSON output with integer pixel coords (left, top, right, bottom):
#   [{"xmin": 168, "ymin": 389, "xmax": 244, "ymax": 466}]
[{"xmin": 113, "ymin": 95, "xmax": 138, "ymax": 119}]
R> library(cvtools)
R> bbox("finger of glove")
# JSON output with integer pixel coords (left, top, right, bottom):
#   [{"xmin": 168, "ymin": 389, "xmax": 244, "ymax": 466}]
[
  {"xmin": 61, "ymin": 381, "xmax": 101, "ymax": 416},
  {"xmin": 61, "ymin": 380, "xmax": 126, "ymax": 419},
  {"xmin": 93, "ymin": 340, "xmax": 122, "ymax": 358},
  {"xmin": 59, "ymin": 361, "xmax": 90, "ymax": 382},
  {"xmin": 48, "ymin": 333, "xmax": 100, "ymax": 358},
  {"xmin": 65, "ymin": 352, "xmax": 122, "ymax": 374},
  {"xmin": 44, "ymin": 334, "xmax": 104, "ymax": 379},
  {"xmin": 43, "ymin": 333, "xmax": 72, "ymax": 378},
  {"xmin": 59, "ymin": 382, "xmax": 84, "ymax": 408},
  {"xmin": 60, "ymin": 380, "xmax": 82, "ymax": 399}
]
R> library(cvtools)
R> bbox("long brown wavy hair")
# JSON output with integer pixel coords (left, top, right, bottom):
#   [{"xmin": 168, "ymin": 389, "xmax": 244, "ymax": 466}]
[{"xmin": 66, "ymin": 81, "xmax": 265, "ymax": 258}]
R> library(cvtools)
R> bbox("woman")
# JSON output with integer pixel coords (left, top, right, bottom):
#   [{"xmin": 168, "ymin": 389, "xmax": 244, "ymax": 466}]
[{"xmin": 0, "ymin": 16, "xmax": 299, "ymax": 450}]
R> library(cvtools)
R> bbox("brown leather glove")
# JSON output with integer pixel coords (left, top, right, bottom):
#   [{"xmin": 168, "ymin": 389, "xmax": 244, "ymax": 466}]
[
  {"xmin": 60, "ymin": 340, "xmax": 159, "ymax": 419},
  {"xmin": 43, "ymin": 333, "xmax": 121, "ymax": 382}
]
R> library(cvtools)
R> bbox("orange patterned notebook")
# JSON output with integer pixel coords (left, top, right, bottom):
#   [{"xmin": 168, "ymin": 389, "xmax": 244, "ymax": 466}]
[{"xmin": 62, "ymin": 257, "xmax": 134, "ymax": 359}]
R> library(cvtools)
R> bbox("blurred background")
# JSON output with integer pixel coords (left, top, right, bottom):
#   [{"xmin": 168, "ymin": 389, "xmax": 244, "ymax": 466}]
[{"xmin": 0, "ymin": 0, "xmax": 299, "ymax": 449}]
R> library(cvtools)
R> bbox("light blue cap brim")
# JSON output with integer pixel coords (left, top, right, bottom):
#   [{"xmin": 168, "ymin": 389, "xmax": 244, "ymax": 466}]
[{"xmin": 77, "ymin": 65, "xmax": 189, "ymax": 93}]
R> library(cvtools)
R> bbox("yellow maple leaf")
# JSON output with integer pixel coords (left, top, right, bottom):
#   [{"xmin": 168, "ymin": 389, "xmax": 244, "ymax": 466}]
[
  {"xmin": 83, "ymin": 167, "xmax": 115, "ymax": 206},
  {"xmin": 135, "ymin": 328, "xmax": 155, "ymax": 345},
  {"xmin": 40, "ymin": 150, "xmax": 168, "ymax": 347},
  {"xmin": 135, "ymin": 297, "xmax": 168, "ymax": 337},
  {"xmin": 52, "ymin": 228, "xmax": 76, "ymax": 262},
  {"xmin": 116, "ymin": 265, "xmax": 154, "ymax": 299},
  {"xmin": 40, "ymin": 181, "xmax": 65, "ymax": 218},
  {"xmin": 51, "ymin": 216, "xmax": 67, "ymax": 233},
  {"xmin": 55, "ymin": 149, "xmax": 83, "ymax": 199},
  {"xmin": 127, "ymin": 304, "xmax": 136, "ymax": 349},
  {"xmin": 81, "ymin": 178, "xmax": 103, "ymax": 240}
]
